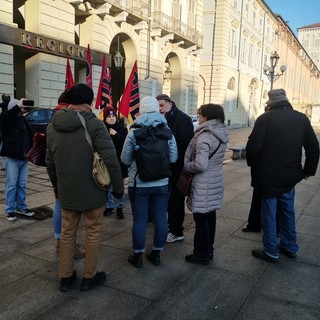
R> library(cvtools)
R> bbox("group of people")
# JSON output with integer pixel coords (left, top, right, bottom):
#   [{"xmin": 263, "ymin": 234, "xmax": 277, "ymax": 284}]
[
  {"xmin": 1, "ymin": 83, "xmax": 318, "ymax": 292},
  {"xmin": 43, "ymin": 83, "xmax": 230, "ymax": 292}
]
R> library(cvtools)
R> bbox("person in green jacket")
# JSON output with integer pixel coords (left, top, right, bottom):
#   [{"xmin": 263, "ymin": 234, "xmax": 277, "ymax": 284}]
[{"xmin": 46, "ymin": 83, "xmax": 123, "ymax": 292}]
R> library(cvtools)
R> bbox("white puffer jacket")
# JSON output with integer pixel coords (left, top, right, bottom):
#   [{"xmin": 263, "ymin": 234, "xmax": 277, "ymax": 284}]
[{"xmin": 184, "ymin": 119, "xmax": 228, "ymax": 213}]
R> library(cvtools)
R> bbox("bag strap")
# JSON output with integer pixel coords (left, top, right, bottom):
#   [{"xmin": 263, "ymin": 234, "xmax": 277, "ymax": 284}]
[
  {"xmin": 77, "ymin": 113, "xmax": 93, "ymax": 150},
  {"xmin": 209, "ymin": 141, "xmax": 222, "ymax": 159}
]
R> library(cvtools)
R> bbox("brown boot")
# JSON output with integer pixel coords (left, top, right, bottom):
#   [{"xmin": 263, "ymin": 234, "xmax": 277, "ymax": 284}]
[
  {"xmin": 56, "ymin": 239, "xmax": 60, "ymax": 252},
  {"xmin": 74, "ymin": 244, "xmax": 86, "ymax": 259}
]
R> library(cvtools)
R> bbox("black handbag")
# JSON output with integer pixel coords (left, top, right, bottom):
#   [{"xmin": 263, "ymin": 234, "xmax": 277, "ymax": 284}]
[{"xmin": 176, "ymin": 170, "xmax": 194, "ymax": 196}]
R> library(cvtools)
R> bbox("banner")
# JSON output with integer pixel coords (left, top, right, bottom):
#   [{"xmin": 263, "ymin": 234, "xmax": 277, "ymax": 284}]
[
  {"xmin": 86, "ymin": 44, "xmax": 93, "ymax": 88},
  {"xmin": 65, "ymin": 58, "xmax": 74, "ymax": 90},
  {"xmin": 95, "ymin": 54, "xmax": 112, "ymax": 120},
  {"xmin": 118, "ymin": 61, "xmax": 140, "ymax": 123}
]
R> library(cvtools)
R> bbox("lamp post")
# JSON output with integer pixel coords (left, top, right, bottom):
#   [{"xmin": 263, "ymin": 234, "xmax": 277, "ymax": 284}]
[{"xmin": 263, "ymin": 51, "xmax": 287, "ymax": 89}]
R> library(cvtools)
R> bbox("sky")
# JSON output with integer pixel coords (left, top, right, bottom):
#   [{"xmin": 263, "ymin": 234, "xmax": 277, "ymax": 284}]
[{"xmin": 265, "ymin": 0, "xmax": 320, "ymax": 35}]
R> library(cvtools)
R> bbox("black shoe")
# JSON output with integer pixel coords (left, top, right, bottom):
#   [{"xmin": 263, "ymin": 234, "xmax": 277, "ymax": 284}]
[
  {"xmin": 128, "ymin": 253, "xmax": 143, "ymax": 268},
  {"xmin": 279, "ymin": 246, "xmax": 297, "ymax": 259},
  {"xmin": 80, "ymin": 271, "xmax": 106, "ymax": 291},
  {"xmin": 116, "ymin": 208, "xmax": 124, "ymax": 219},
  {"xmin": 59, "ymin": 271, "xmax": 77, "ymax": 292},
  {"xmin": 185, "ymin": 254, "xmax": 209, "ymax": 265},
  {"xmin": 104, "ymin": 208, "xmax": 115, "ymax": 216},
  {"xmin": 209, "ymin": 251, "xmax": 214, "ymax": 261},
  {"xmin": 242, "ymin": 225, "xmax": 261, "ymax": 233},
  {"xmin": 146, "ymin": 250, "xmax": 161, "ymax": 266},
  {"xmin": 252, "ymin": 249, "xmax": 279, "ymax": 263}
]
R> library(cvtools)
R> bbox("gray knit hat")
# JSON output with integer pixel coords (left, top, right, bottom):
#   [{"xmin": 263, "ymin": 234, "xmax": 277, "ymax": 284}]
[
  {"xmin": 140, "ymin": 96, "xmax": 159, "ymax": 114},
  {"xmin": 266, "ymin": 89, "xmax": 288, "ymax": 106}
]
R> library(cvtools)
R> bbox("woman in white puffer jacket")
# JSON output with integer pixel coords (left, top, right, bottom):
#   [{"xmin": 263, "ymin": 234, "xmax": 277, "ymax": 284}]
[{"xmin": 183, "ymin": 103, "xmax": 229, "ymax": 265}]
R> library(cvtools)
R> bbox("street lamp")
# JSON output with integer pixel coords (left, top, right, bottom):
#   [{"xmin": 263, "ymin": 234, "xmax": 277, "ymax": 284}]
[
  {"xmin": 263, "ymin": 51, "xmax": 287, "ymax": 89},
  {"xmin": 113, "ymin": 36, "xmax": 124, "ymax": 70},
  {"xmin": 163, "ymin": 65, "xmax": 172, "ymax": 81}
]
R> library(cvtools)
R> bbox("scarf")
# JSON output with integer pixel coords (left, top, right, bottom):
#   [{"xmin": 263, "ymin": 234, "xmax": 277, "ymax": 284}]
[{"xmin": 68, "ymin": 104, "xmax": 92, "ymax": 113}]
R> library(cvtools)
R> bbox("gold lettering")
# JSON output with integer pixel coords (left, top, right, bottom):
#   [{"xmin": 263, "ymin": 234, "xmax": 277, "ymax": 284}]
[
  {"xmin": 66, "ymin": 45, "xmax": 74, "ymax": 56},
  {"xmin": 57, "ymin": 43, "xmax": 64, "ymax": 54},
  {"xmin": 35, "ymin": 36, "xmax": 44, "ymax": 49},
  {"xmin": 21, "ymin": 33, "xmax": 32, "ymax": 46},
  {"xmin": 77, "ymin": 47, "xmax": 85, "ymax": 59},
  {"xmin": 46, "ymin": 40, "xmax": 56, "ymax": 51}
]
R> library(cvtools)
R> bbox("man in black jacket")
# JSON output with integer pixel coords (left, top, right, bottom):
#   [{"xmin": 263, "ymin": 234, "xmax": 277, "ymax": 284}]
[
  {"xmin": 156, "ymin": 94, "xmax": 194, "ymax": 242},
  {"xmin": 246, "ymin": 89, "xmax": 319, "ymax": 262},
  {"xmin": 0, "ymin": 98, "xmax": 34, "ymax": 221}
]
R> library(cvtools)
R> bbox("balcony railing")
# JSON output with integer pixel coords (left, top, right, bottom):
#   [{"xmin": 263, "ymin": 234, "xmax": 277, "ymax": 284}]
[
  {"xmin": 96, "ymin": 2, "xmax": 203, "ymax": 48},
  {"xmin": 105, "ymin": 0, "xmax": 149, "ymax": 19},
  {"xmin": 152, "ymin": 11, "xmax": 203, "ymax": 48}
]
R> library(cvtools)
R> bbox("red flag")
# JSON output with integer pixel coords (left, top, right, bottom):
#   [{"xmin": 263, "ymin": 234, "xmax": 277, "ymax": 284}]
[
  {"xmin": 95, "ymin": 54, "xmax": 112, "ymax": 110},
  {"xmin": 65, "ymin": 58, "xmax": 74, "ymax": 90},
  {"xmin": 118, "ymin": 61, "xmax": 140, "ymax": 123},
  {"xmin": 86, "ymin": 44, "xmax": 93, "ymax": 88}
]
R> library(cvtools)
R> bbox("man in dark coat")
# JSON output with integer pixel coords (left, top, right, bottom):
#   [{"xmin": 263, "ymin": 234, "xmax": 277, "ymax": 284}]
[
  {"xmin": 156, "ymin": 94, "xmax": 194, "ymax": 242},
  {"xmin": 0, "ymin": 98, "xmax": 34, "ymax": 221},
  {"xmin": 246, "ymin": 89, "xmax": 319, "ymax": 263}
]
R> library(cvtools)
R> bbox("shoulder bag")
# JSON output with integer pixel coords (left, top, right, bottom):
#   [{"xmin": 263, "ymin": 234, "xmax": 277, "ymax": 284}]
[
  {"xmin": 77, "ymin": 113, "xmax": 111, "ymax": 189},
  {"xmin": 26, "ymin": 132, "xmax": 47, "ymax": 167},
  {"xmin": 176, "ymin": 141, "xmax": 222, "ymax": 196}
]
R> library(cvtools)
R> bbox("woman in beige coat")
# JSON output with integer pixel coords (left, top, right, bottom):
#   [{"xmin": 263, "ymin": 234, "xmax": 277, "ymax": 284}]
[{"xmin": 183, "ymin": 104, "xmax": 228, "ymax": 264}]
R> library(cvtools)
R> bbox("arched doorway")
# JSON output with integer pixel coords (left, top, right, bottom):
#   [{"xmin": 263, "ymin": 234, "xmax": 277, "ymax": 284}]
[
  {"xmin": 109, "ymin": 33, "xmax": 137, "ymax": 110},
  {"xmin": 163, "ymin": 53, "xmax": 182, "ymax": 108}
]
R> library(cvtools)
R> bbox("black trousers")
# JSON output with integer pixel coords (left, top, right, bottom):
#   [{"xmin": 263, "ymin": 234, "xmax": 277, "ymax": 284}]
[
  {"xmin": 167, "ymin": 182, "xmax": 186, "ymax": 236},
  {"xmin": 193, "ymin": 211, "xmax": 216, "ymax": 258}
]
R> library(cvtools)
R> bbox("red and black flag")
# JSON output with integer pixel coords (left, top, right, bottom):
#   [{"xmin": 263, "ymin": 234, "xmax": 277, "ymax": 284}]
[
  {"xmin": 65, "ymin": 58, "xmax": 74, "ymax": 89},
  {"xmin": 118, "ymin": 60, "xmax": 140, "ymax": 124},
  {"xmin": 95, "ymin": 54, "xmax": 112, "ymax": 119}
]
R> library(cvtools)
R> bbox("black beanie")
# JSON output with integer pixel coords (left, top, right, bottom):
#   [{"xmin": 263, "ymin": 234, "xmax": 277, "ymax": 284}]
[{"xmin": 66, "ymin": 83, "xmax": 94, "ymax": 105}]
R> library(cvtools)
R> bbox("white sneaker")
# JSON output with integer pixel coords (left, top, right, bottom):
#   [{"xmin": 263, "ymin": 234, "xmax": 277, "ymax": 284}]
[
  {"xmin": 6, "ymin": 212, "xmax": 17, "ymax": 221},
  {"xmin": 166, "ymin": 233, "xmax": 184, "ymax": 243},
  {"xmin": 16, "ymin": 208, "xmax": 35, "ymax": 217}
]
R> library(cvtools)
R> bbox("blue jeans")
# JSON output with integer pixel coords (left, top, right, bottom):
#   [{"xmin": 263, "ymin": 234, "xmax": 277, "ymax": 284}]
[
  {"xmin": 261, "ymin": 188, "xmax": 299, "ymax": 258},
  {"xmin": 106, "ymin": 179, "xmax": 125, "ymax": 209},
  {"xmin": 5, "ymin": 158, "xmax": 29, "ymax": 213},
  {"xmin": 53, "ymin": 198, "xmax": 62, "ymax": 240},
  {"xmin": 128, "ymin": 185, "xmax": 169, "ymax": 253}
]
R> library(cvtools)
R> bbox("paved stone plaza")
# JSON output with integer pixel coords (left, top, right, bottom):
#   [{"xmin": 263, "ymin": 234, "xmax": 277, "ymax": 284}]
[{"xmin": 0, "ymin": 127, "xmax": 320, "ymax": 320}]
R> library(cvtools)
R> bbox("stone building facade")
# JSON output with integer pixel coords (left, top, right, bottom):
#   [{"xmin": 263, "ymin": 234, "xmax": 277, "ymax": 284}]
[
  {"xmin": 200, "ymin": 0, "xmax": 320, "ymax": 128},
  {"xmin": 298, "ymin": 23, "xmax": 320, "ymax": 70},
  {"xmin": 0, "ymin": 0, "xmax": 203, "ymax": 114}
]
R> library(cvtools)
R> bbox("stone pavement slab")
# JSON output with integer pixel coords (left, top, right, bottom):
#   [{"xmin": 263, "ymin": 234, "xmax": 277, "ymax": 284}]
[{"xmin": 1, "ymin": 127, "xmax": 320, "ymax": 319}]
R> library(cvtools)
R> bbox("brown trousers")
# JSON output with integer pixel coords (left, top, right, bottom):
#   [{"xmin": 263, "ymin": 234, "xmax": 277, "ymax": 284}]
[{"xmin": 59, "ymin": 206, "xmax": 104, "ymax": 279}]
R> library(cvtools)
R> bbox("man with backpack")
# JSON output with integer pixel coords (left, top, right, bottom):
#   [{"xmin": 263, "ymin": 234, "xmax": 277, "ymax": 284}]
[
  {"xmin": 121, "ymin": 96, "xmax": 178, "ymax": 268},
  {"xmin": 156, "ymin": 94, "xmax": 194, "ymax": 242}
]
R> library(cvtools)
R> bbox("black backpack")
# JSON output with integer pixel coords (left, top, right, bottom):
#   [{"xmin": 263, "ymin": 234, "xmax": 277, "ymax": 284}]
[{"xmin": 133, "ymin": 124, "xmax": 172, "ymax": 182}]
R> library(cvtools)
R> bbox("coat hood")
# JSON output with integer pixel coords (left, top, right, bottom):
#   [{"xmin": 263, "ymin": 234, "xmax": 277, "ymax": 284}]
[
  {"xmin": 131, "ymin": 112, "xmax": 168, "ymax": 129},
  {"xmin": 50, "ymin": 108, "xmax": 96, "ymax": 133},
  {"xmin": 195, "ymin": 119, "xmax": 229, "ymax": 144}
]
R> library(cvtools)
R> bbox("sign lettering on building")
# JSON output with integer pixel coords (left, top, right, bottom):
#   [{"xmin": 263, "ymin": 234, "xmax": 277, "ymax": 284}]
[
  {"xmin": 20, "ymin": 32, "xmax": 85, "ymax": 59},
  {"xmin": 0, "ymin": 23, "xmax": 111, "ymax": 65}
]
